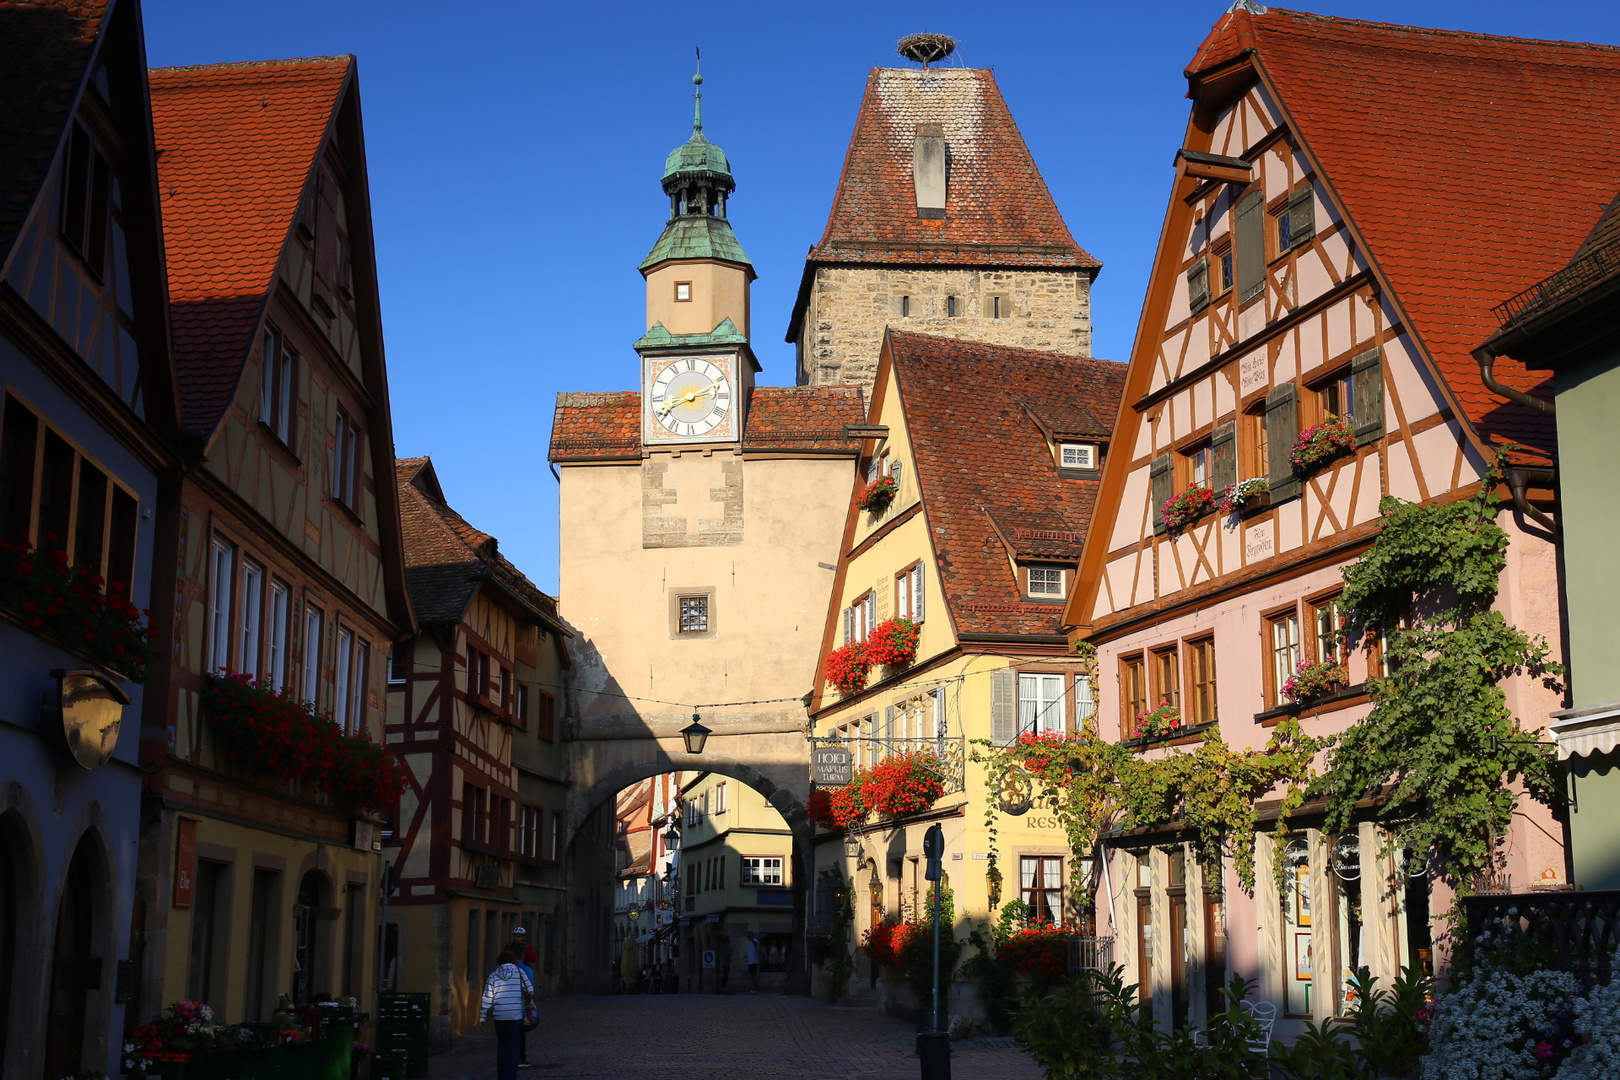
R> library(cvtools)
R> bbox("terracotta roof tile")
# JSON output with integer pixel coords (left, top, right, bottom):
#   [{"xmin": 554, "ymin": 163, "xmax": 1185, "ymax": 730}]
[
  {"xmin": 548, "ymin": 386, "xmax": 865, "ymax": 461},
  {"xmin": 150, "ymin": 57, "xmax": 350, "ymax": 436},
  {"xmin": 395, "ymin": 457, "xmax": 562, "ymax": 630},
  {"xmin": 888, "ymin": 331, "xmax": 1126, "ymax": 637},
  {"xmin": 0, "ymin": 0, "xmax": 108, "ymax": 265},
  {"xmin": 808, "ymin": 68, "xmax": 1100, "ymax": 270},
  {"xmin": 1187, "ymin": 8, "xmax": 1620, "ymax": 463}
]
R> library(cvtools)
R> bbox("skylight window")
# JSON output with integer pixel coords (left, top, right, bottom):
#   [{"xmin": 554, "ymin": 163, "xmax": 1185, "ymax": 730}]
[{"xmin": 1060, "ymin": 443, "xmax": 1097, "ymax": 470}]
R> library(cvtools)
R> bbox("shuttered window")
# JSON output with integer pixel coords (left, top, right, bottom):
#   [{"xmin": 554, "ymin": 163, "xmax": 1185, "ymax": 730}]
[
  {"xmin": 1264, "ymin": 383, "xmax": 1301, "ymax": 502},
  {"xmin": 1188, "ymin": 257, "xmax": 1210, "ymax": 315},
  {"xmin": 1350, "ymin": 348, "xmax": 1385, "ymax": 445},
  {"xmin": 1149, "ymin": 454, "xmax": 1173, "ymax": 534},
  {"xmin": 1281, "ymin": 186, "xmax": 1316, "ymax": 251},
  {"xmin": 1210, "ymin": 420, "xmax": 1237, "ymax": 493},
  {"xmin": 1235, "ymin": 192, "xmax": 1266, "ymax": 304},
  {"xmin": 990, "ymin": 668, "xmax": 1017, "ymax": 745},
  {"xmin": 1018, "ymin": 673, "xmax": 1066, "ymax": 737}
]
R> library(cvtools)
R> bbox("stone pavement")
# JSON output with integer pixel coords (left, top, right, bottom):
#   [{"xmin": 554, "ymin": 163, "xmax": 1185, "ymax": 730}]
[{"xmin": 423, "ymin": 994, "xmax": 1043, "ymax": 1080}]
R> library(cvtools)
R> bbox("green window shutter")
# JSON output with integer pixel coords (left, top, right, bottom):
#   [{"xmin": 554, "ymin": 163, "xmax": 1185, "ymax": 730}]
[
  {"xmin": 1236, "ymin": 192, "xmax": 1266, "ymax": 304},
  {"xmin": 1210, "ymin": 420, "xmax": 1237, "ymax": 493},
  {"xmin": 1149, "ymin": 453, "xmax": 1174, "ymax": 535},
  {"xmin": 1265, "ymin": 383, "xmax": 1301, "ymax": 502},
  {"xmin": 1188, "ymin": 258, "xmax": 1210, "ymax": 315},
  {"xmin": 883, "ymin": 705, "xmax": 895, "ymax": 747},
  {"xmin": 991, "ymin": 668, "xmax": 1017, "ymax": 746},
  {"xmin": 1351, "ymin": 347, "xmax": 1384, "ymax": 445},
  {"xmin": 1287, "ymin": 186, "xmax": 1316, "ymax": 247}
]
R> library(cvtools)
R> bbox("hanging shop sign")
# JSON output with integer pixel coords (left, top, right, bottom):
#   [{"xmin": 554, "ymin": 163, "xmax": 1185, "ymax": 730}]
[
  {"xmin": 811, "ymin": 745, "xmax": 853, "ymax": 786},
  {"xmin": 996, "ymin": 765, "xmax": 1033, "ymax": 815},
  {"xmin": 56, "ymin": 668, "xmax": 129, "ymax": 770}
]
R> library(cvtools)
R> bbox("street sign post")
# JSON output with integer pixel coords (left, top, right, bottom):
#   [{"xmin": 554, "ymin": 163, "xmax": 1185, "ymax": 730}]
[
  {"xmin": 918, "ymin": 823, "xmax": 950, "ymax": 1080},
  {"xmin": 810, "ymin": 745, "xmax": 853, "ymax": 786}
]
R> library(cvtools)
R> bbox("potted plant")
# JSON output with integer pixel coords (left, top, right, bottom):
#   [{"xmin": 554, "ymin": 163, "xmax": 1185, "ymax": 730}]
[
  {"xmin": 1290, "ymin": 415, "xmax": 1357, "ymax": 473},
  {"xmin": 856, "ymin": 474, "xmax": 898, "ymax": 513},
  {"xmin": 1282, "ymin": 659, "xmax": 1349, "ymax": 704},
  {"xmin": 864, "ymin": 617, "xmax": 920, "ymax": 668},
  {"xmin": 1132, "ymin": 702, "xmax": 1183, "ymax": 740},
  {"xmin": 0, "ymin": 536, "xmax": 159, "ymax": 680},
  {"xmin": 1217, "ymin": 476, "xmax": 1270, "ymax": 513},
  {"xmin": 823, "ymin": 642, "xmax": 872, "ymax": 696},
  {"xmin": 1161, "ymin": 485, "xmax": 1218, "ymax": 531},
  {"xmin": 806, "ymin": 787, "xmax": 838, "ymax": 829}
]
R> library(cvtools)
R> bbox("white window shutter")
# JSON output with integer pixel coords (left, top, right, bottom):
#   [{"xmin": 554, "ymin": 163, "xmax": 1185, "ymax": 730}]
[
  {"xmin": 991, "ymin": 668, "xmax": 1017, "ymax": 745},
  {"xmin": 933, "ymin": 688, "xmax": 946, "ymax": 739},
  {"xmin": 864, "ymin": 593, "xmax": 875, "ymax": 638},
  {"xmin": 843, "ymin": 606, "xmax": 852, "ymax": 644},
  {"xmin": 883, "ymin": 705, "xmax": 894, "ymax": 748},
  {"xmin": 913, "ymin": 564, "xmax": 925, "ymax": 623}
]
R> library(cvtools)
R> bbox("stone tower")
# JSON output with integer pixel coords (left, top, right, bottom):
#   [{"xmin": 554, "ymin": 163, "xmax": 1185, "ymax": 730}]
[{"xmin": 786, "ymin": 66, "xmax": 1102, "ymax": 391}]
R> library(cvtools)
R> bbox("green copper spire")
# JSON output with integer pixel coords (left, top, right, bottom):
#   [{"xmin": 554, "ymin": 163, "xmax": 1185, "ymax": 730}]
[
  {"xmin": 643, "ymin": 57, "xmax": 751, "ymax": 271},
  {"xmin": 693, "ymin": 51, "xmax": 703, "ymax": 134}
]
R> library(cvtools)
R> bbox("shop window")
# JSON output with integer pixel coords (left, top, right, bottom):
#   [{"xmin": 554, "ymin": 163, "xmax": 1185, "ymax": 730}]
[
  {"xmin": 1331, "ymin": 834, "xmax": 1363, "ymax": 1016},
  {"xmin": 1281, "ymin": 837, "xmax": 1312, "ymax": 1017}
]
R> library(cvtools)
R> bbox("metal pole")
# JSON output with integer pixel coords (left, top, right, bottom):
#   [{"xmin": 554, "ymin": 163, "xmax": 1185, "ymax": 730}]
[
  {"xmin": 931, "ymin": 872, "xmax": 941, "ymax": 1031},
  {"xmin": 376, "ymin": 861, "xmax": 392, "ymax": 1015}
]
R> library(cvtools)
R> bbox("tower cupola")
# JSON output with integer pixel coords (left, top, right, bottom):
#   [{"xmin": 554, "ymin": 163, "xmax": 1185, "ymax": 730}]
[{"xmin": 661, "ymin": 71, "xmax": 735, "ymax": 219}]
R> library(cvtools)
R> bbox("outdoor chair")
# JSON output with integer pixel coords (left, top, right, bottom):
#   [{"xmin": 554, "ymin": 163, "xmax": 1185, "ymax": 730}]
[{"xmin": 1238, "ymin": 999, "xmax": 1277, "ymax": 1054}]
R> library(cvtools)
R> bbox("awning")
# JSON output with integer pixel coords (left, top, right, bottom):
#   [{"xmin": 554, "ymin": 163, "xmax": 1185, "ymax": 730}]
[{"xmin": 1548, "ymin": 702, "xmax": 1620, "ymax": 760}]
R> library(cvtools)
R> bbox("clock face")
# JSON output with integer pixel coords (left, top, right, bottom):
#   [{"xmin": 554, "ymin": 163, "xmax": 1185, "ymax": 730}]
[{"xmin": 648, "ymin": 357, "xmax": 734, "ymax": 440}]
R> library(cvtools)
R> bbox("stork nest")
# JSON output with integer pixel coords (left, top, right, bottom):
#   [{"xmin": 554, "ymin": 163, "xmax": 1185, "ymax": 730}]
[{"xmin": 897, "ymin": 33, "xmax": 956, "ymax": 66}]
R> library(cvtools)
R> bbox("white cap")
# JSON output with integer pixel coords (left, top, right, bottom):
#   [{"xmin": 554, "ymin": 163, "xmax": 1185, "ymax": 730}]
[{"xmin": 513, "ymin": 927, "xmax": 527, "ymax": 934}]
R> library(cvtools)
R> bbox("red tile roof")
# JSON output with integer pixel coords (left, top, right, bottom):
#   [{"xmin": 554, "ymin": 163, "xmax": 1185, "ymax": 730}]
[
  {"xmin": 888, "ymin": 331, "xmax": 1126, "ymax": 637},
  {"xmin": 806, "ymin": 68, "xmax": 1100, "ymax": 271},
  {"xmin": 0, "ymin": 0, "xmax": 108, "ymax": 265},
  {"xmin": 396, "ymin": 456, "xmax": 563, "ymax": 631},
  {"xmin": 1186, "ymin": 7, "xmax": 1620, "ymax": 463},
  {"xmin": 150, "ymin": 57, "xmax": 350, "ymax": 436},
  {"xmin": 548, "ymin": 386, "xmax": 866, "ymax": 462}
]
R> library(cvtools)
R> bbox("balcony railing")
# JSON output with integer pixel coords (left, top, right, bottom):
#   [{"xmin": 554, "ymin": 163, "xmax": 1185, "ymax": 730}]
[
  {"xmin": 834, "ymin": 736, "xmax": 966, "ymax": 796},
  {"xmin": 1463, "ymin": 889, "xmax": 1620, "ymax": 988},
  {"xmin": 1067, "ymin": 936, "xmax": 1116, "ymax": 972}
]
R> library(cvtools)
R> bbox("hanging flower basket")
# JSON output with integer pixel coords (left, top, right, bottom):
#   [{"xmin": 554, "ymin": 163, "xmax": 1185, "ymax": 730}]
[
  {"xmin": 864, "ymin": 617, "xmax": 920, "ymax": 668},
  {"xmin": 829, "ymin": 774, "xmax": 869, "ymax": 828},
  {"xmin": 1290, "ymin": 416, "xmax": 1356, "ymax": 472},
  {"xmin": 856, "ymin": 474, "xmax": 898, "ymax": 513},
  {"xmin": 1161, "ymin": 486, "xmax": 1218, "ymax": 531},
  {"xmin": 1131, "ymin": 702, "xmax": 1183, "ymax": 740},
  {"xmin": 806, "ymin": 787, "xmax": 837, "ymax": 829},
  {"xmin": 0, "ymin": 536, "xmax": 159, "ymax": 681},
  {"xmin": 863, "ymin": 749, "xmax": 946, "ymax": 817},
  {"xmin": 1216, "ymin": 476, "xmax": 1270, "ymax": 513},
  {"xmin": 824, "ymin": 642, "xmax": 873, "ymax": 696},
  {"xmin": 1282, "ymin": 659, "xmax": 1348, "ymax": 704}
]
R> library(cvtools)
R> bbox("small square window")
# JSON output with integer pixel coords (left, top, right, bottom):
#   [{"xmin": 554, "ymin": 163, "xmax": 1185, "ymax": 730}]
[
  {"xmin": 679, "ymin": 595, "xmax": 709, "ymax": 633},
  {"xmin": 1060, "ymin": 443, "xmax": 1097, "ymax": 470},
  {"xmin": 1028, "ymin": 567, "xmax": 1064, "ymax": 598},
  {"xmin": 674, "ymin": 281, "xmax": 692, "ymax": 302}
]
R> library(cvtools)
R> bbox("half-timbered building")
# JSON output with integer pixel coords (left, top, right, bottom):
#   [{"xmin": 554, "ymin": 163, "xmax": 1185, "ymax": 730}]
[
  {"xmin": 1065, "ymin": 5, "xmax": 1613, "ymax": 1035},
  {"xmin": 386, "ymin": 457, "xmax": 571, "ymax": 1033},
  {"xmin": 0, "ymin": 2, "xmax": 181, "ymax": 1074},
  {"xmin": 807, "ymin": 330, "xmax": 1125, "ymax": 1005},
  {"xmin": 136, "ymin": 54, "xmax": 414, "ymax": 1027}
]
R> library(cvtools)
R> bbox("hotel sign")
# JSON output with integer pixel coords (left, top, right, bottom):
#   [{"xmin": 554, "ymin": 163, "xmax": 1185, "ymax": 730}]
[{"xmin": 811, "ymin": 745, "xmax": 853, "ymax": 786}]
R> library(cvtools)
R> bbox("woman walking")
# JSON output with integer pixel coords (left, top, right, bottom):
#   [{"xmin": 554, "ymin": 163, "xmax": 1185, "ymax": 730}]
[{"xmin": 478, "ymin": 949, "xmax": 534, "ymax": 1080}]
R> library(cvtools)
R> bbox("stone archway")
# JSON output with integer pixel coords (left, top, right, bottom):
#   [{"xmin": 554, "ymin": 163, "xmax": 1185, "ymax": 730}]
[{"xmin": 562, "ymin": 729, "xmax": 816, "ymax": 995}]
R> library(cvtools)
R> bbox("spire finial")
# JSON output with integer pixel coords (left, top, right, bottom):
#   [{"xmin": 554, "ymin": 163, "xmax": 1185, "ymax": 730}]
[{"xmin": 693, "ymin": 47, "xmax": 703, "ymax": 134}]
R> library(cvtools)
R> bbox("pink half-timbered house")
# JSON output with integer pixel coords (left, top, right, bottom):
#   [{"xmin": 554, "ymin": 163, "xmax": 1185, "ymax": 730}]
[{"xmin": 1065, "ymin": 6, "xmax": 1620, "ymax": 1035}]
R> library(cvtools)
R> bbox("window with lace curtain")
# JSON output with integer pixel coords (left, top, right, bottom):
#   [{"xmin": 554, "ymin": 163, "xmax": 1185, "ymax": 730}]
[{"xmin": 1021, "ymin": 855, "xmax": 1063, "ymax": 924}]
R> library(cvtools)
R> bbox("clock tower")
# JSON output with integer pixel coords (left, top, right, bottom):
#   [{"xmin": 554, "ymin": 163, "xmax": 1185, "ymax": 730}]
[{"xmin": 637, "ymin": 68, "xmax": 759, "ymax": 446}]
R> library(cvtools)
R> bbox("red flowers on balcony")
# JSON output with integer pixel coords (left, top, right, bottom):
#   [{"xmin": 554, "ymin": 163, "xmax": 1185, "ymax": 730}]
[
  {"xmin": 203, "ymin": 672, "xmax": 407, "ymax": 813},
  {"xmin": 863, "ymin": 749, "xmax": 945, "ymax": 817},
  {"xmin": 0, "ymin": 537, "xmax": 158, "ymax": 681},
  {"xmin": 856, "ymin": 474, "xmax": 898, "ymax": 513},
  {"xmin": 1161, "ymin": 485, "xmax": 1218, "ymax": 531},
  {"xmin": 824, "ymin": 617, "xmax": 920, "ymax": 697},
  {"xmin": 824, "ymin": 642, "xmax": 874, "ymax": 696}
]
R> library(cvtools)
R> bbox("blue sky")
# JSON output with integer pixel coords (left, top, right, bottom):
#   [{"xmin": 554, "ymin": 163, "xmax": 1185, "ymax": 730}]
[{"xmin": 142, "ymin": 1, "xmax": 1620, "ymax": 594}]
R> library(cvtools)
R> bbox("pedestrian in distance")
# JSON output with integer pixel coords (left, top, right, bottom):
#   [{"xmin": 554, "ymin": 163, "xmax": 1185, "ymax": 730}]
[
  {"xmin": 746, "ymin": 930, "xmax": 760, "ymax": 993},
  {"xmin": 508, "ymin": 927, "xmax": 539, "ymax": 1069},
  {"xmin": 719, "ymin": 936, "xmax": 732, "ymax": 993},
  {"xmin": 478, "ymin": 949, "xmax": 534, "ymax": 1080}
]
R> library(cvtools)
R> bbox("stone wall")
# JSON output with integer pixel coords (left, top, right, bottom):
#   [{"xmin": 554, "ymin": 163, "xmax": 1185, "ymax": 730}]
[{"xmin": 796, "ymin": 265, "xmax": 1095, "ymax": 390}]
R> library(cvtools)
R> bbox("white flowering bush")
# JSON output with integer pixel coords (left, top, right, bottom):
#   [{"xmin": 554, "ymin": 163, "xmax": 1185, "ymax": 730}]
[
  {"xmin": 1422, "ymin": 966, "xmax": 1580, "ymax": 1080},
  {"xmin": 1552, "ymin": 953, "xmax": 1620, "ymax": 1080}
]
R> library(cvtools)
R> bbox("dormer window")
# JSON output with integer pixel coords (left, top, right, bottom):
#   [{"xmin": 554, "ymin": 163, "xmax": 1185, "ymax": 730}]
[
  {"xmin": 1027, "ymin": 567, "xmax": 1065, "ymax": 599},
  {"xmin": 674, "ymin": 281, "xmax": 692, "ymax": 302},
  {"xmin": 1059, "ymin": 443, "xmax": 1097, "ymax": 470}
]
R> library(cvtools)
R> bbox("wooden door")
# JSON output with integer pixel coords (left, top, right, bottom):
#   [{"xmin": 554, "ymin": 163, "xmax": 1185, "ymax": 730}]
[{"xmin": 44, "ymin": 842, "xmax": 95, "ymax": 1080}]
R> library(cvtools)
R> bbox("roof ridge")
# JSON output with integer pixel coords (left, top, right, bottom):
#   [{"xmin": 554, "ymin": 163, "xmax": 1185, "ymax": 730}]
[
  {"xmin": 150, "ymin": 55, "xmax": 353, "ymax": 75},
  {"xmin": 1262, "ymin": 6, "xmax": 1620, "ymax": 55}
]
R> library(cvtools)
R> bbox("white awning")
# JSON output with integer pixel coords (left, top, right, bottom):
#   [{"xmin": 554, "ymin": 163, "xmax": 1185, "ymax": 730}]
[{"xmin": 1548, "ymin": 702, "xmax": 1620, "ymax": 760}]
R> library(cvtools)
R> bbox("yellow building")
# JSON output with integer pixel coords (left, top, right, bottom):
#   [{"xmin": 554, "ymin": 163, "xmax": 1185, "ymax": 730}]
[
  {"xmin": 676, "ymin": 772, "xmax": 796, "ymax": 992},
  {"xmin": 807, "ymin": 331, "xmax": 1125, "ymax": 1008}
]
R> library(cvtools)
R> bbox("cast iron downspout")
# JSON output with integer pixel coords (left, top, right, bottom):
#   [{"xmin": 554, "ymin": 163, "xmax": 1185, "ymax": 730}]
[{"xmin": 1473, "ymin": 347, "xmax": 1559, "ymax": 536}]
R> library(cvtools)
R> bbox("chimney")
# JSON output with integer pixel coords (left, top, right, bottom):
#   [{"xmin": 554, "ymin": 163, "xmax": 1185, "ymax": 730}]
[{"xmin": 913, "ymin": 123, "xmax": 946, "ymax": 219}]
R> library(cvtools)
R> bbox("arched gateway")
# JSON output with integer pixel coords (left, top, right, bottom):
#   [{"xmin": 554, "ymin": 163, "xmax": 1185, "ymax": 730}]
[{"xmin": 548, "ymin": 67, "xmax": 863, "ymax": 996}]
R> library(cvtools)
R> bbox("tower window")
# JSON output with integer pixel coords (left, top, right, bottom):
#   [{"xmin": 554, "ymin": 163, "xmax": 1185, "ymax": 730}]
[
  {"xmin": 679, "ymin": 595, "xmax": 709, "ymax": 633},
  {"xmin": 674, "ymin": 282, "xmax": 692, "ymax": 302},
  {"xmin": 946, "ymin": 296, "xmax": 958, "ymax": 317},
  {"xmin": 985, "ymin": 295, "xmax": 1012, "ymax": 319}
]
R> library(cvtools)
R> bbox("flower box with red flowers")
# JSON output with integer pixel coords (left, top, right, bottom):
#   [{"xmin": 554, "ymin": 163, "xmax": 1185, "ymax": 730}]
[
  {"xmin": 1161, "ymin": 485, "xmax": 1218, "ymax": 531},
  {"xmin": 1014, "ymin": 730, "xmax": 1078, "ymax": 774},
  {"xmin": 203, "ymin": 672, "xmax": 408, "ymax": 813},
  {"xmin": 999, "ymin": 923, "xmax": 1070, "ymax": 981},
  {"xmin": 824, "ymin": 641, "xmax": 872, "ymax": 696},
  {"xmin": 856, "ymin": 474, "xmax": 898, "ymax": 513},
  {"xmin": 1129, "ymin": 702, "xmax": 1183, "ymax": 741},
  {"xmin": 0, "ymin": 537, "xmax": 158, "ymax": 681},
  {"xmin": 862, "ymin": 749, "xmax": 946, "ymax": 818},
  {"xmin": 862, "ymin": 920, "xmax": 900, "ymax": 968},
  {"xmin": 864, "ymin": 617, "xmax": 919, "ymax": 669},
  {"xmin": 1281, "ymin": 659, "xmax": 1348, "ymax": 705},
  {"xmin": 806, "ymin": 787, "xmax": 838, "ymax": 829},
  {"xmin": 828, "ymin": 778, "xmax": 869, "ymax": 828},
  {"xmin": 1289, "ymin": 416, "xmax": 1356, "ymax": 472}
]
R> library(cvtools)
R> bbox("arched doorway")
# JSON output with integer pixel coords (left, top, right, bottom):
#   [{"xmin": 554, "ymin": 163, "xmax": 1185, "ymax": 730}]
[
  {"xmin": 0, "ymin": 816, "xmax": 20, "ymax": 1065},
  {"xmin": 43, "ymin": 835, "xmax": 106, "ymax": 1080},
  {"xmin": 293, "ymin": 871, "xmax": 332, "ymax": 1004}
]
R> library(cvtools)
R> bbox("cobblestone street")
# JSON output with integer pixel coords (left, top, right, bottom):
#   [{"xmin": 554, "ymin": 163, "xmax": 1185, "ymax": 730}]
[{"xmin": 424, "ymin": 995, "xmax": 1043, "ymax": 1080}]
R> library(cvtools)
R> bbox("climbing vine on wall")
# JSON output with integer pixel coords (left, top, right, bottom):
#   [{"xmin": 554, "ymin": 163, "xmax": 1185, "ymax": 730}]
[{"xmin": 1319, "ymin": 451, "xmax": 1564, "ymax": 890}]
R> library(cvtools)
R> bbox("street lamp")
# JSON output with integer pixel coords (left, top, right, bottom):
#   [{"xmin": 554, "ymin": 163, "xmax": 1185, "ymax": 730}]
[
  {"xmin": 681, "ymin": 714, "xmax": 711, "ymax": 754},
  {"xmin": 662, "ymin": 824, "xmax": 681, "ymax": 851},
  {"xmin": 843, "ymin": 832, "xmax": 862, "ymax": 859}
]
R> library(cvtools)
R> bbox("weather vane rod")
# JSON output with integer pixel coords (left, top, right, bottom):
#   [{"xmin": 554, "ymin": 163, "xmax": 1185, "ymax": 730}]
[{"xmin": 693, "ymin": 47, "xmax": 703, "ymax": 134}]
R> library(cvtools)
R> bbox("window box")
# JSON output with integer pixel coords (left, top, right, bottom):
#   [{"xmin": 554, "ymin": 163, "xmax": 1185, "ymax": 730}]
[
  {"xmin": 824, "ymin": 642, "xmax": 873, "ymax": 696},
  {"xmin": 1161, "ymin": 486, "xmax": 1218, "ymax": 531},
  {"xmin": 856, "ymin": 474, "xmax": 898, "ymax": 513},
  {"xmin": 1216, "ymin": 477, "xmax": 1270, "ymax": 514},
  {"xmin": 1126, "ymin": 702, "xmax": 1184, "ymax": 741},
  {"xmin": 1289, "ymin": 416, "xmax": 1356, "ymax": 474},
  {"xmin": 1254, "ymin": 682, "xmax": 1368, "ymax": 725},
  {"xmin": 864, "ymin": 616, "xmax": 920, "ymax": 669},
  {"xmin": 0, "ymin": 538, "xmax": 157, "ymax": 681},
  {"xmin": 1122, "ymin": 719, "xmax": 1218, "ymax": 751},
  {"xmin": 1281, "ymin": 659, "xmax": 1349, "ymax": 705}
]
